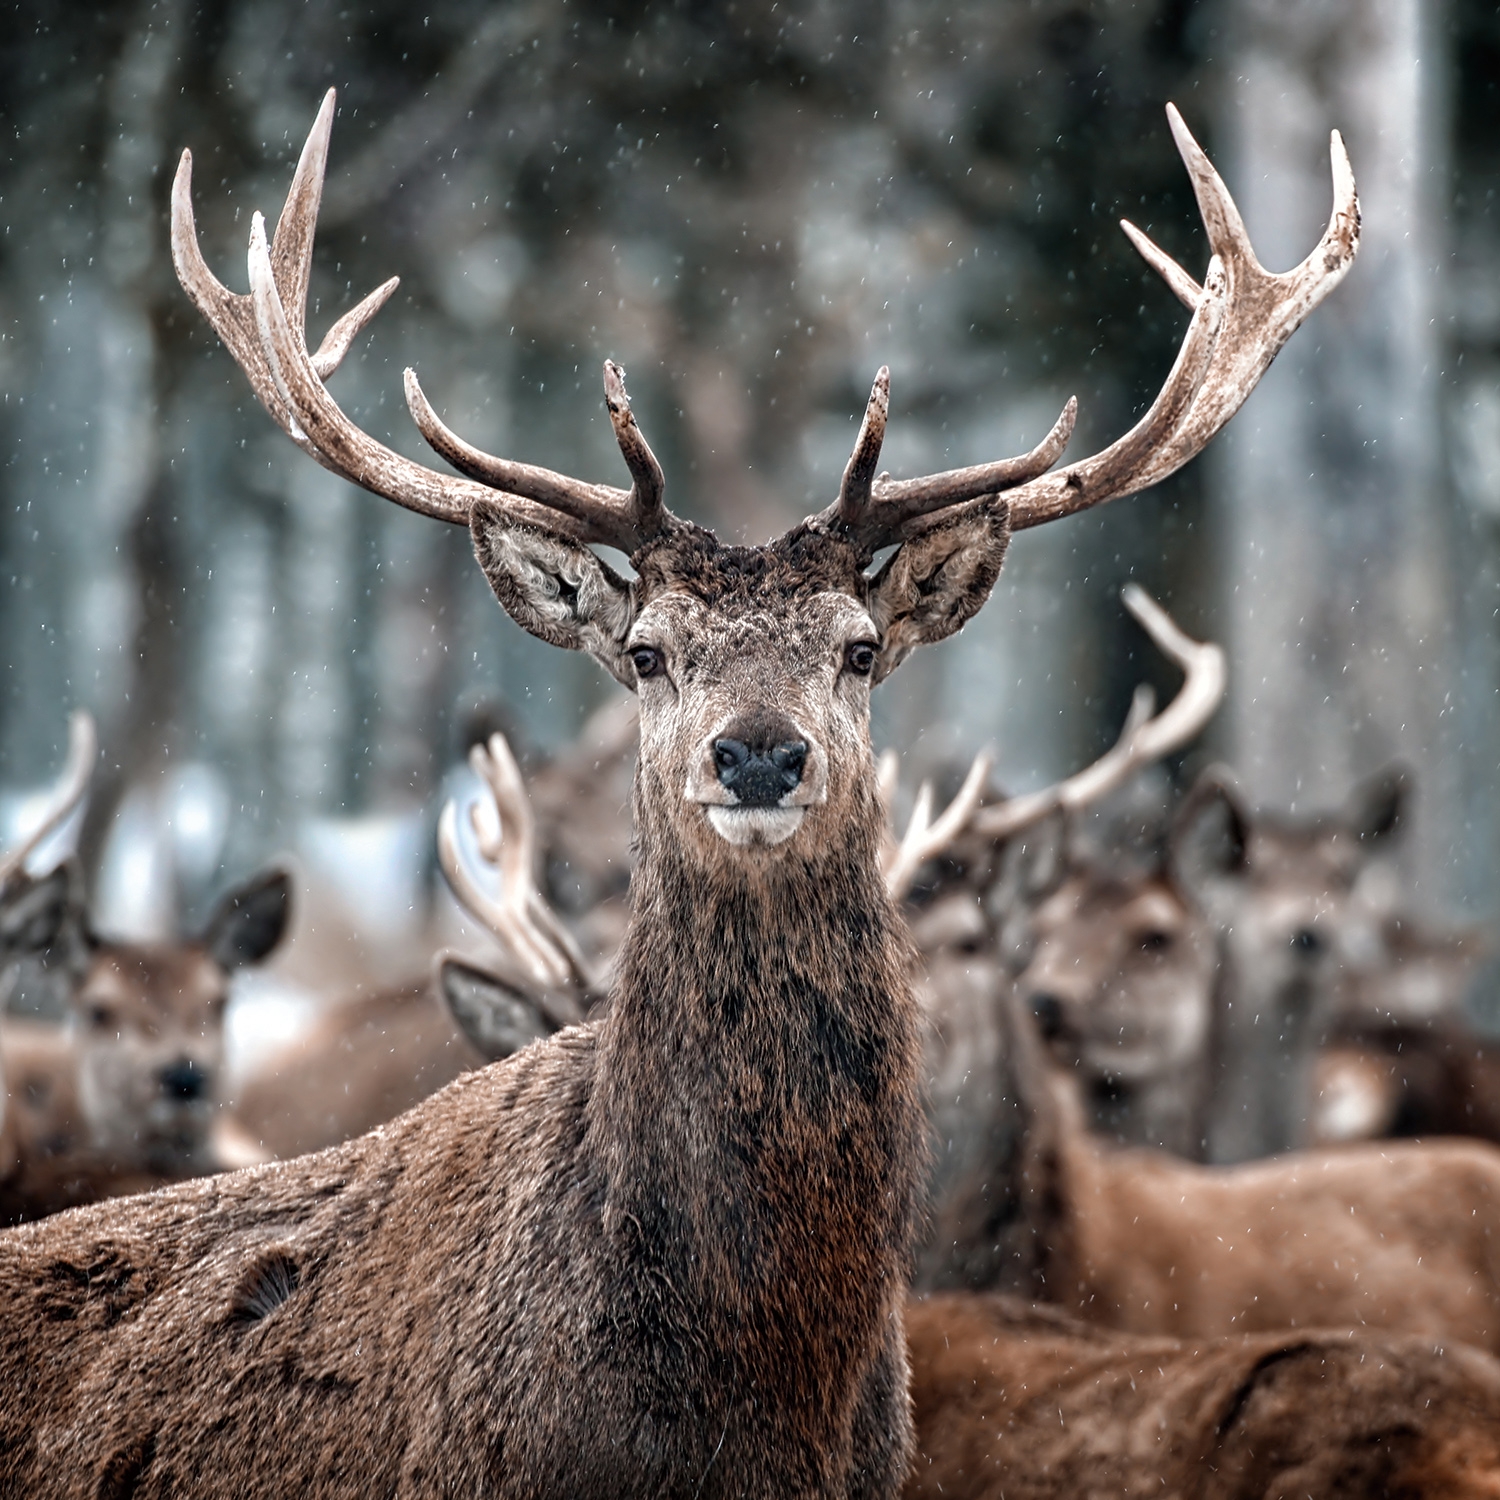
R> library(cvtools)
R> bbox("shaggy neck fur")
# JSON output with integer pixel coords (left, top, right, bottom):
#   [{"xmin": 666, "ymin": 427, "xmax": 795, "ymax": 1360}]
[{"xmin": 588, "ymin": 767, "xmax": 926, "ymax": 1440}]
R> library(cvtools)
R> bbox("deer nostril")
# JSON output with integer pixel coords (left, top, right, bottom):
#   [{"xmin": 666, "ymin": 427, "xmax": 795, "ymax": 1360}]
[
  {"xmin": 714, "ymin": 739, "xmax": 750, "ymax": 778},
  {"xmin": 1030, "ymin": 993, "xmax": 1069, "ymax": 1043},
  {"xmin": 160, "ymin": 1059, "xmax": 208, "ymax": 1102},
  {"xmin": 769, "ymin": 741, "xmax": 807, "ymax": 786},
  {"xmin": 713, "ymin": 735, "xmax": 807, "ymax": 807}
]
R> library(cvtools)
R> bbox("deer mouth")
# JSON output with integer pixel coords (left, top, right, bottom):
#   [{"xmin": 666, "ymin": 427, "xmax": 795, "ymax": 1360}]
[{"xmin": 704, "ymin": 805, "xmax": 806, "ymax": 847}]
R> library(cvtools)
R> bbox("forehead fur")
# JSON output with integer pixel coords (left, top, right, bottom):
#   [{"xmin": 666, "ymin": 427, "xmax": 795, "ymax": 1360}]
[{"xmin": 633, "ymin": 523, "xmax": 865, "ymax": 608}]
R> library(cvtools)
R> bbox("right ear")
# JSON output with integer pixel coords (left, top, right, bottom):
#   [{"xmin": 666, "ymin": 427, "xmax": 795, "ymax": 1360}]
[
  {"xmin": 437, "ymin": 956, "xmax": 561, "ymax": 1063},
  {"xmin": 470, "ymin": 502, "xmax": 637, "ymax": 688},
  {"xmin": 1169, "ymin": 766, "xmax": 1249, "ymax": 894}
]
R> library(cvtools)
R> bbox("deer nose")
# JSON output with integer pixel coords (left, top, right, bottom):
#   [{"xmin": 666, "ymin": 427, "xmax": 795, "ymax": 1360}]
[
  {"xmin": 159, "ymin": 1058, "xmax": 209, "ymax": 1102},
  {"xmin": 713, "ymin": 736, "xmax": 808, "ymax": 807},
  {"xmin": 1029, "ymin": 993, "xmax": 1070, "ymax": 1043}
]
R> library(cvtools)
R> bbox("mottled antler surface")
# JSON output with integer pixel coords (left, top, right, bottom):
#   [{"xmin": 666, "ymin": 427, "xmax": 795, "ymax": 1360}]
[
  {"xmin": 173, "ymin": 89, "xmax": 680, "ymax": 551},
  {"xmin": 437, "ymin": 732, "xmax": 595, "ymax": 996},
  {"xmin": 0, "ymin": 711, "xmax": 96, "ymax": 888},
  {"xmin": 816, "ymin": 102, "xmax": 1358, "ymax": 553}
]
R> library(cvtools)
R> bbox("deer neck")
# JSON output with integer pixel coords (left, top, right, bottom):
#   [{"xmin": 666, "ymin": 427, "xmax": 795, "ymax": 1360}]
[{"xmin": 588, "ymin": 775, "xmax": 925, "ymax": 1377}]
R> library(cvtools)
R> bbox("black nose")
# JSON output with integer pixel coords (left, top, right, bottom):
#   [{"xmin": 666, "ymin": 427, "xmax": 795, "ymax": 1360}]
[
  {"xmin": 1029, "ymin": 993, "xmax": 1069, "ymax": 1043},
  {"xmin": 713, "ymin": 735, "xmax": 808, "ymax": 808},
  {"xmin": 160, "ymin": 1059, "xmax": 209, "ymax": 1102}
]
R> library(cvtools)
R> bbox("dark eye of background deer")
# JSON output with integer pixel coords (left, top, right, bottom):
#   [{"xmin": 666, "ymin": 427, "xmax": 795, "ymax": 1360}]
[
  {"xmin": 1139, "ymin": 929, "xmax": 1173, "ymax": 953},
  {"xmin": 630, "ymin": 647, "xmax": 663, "ymax": 680},
  {"xmin": 1291, "ymin": 926, "xmax": 1323, "ymax": 956},
  {"xmin": 87, "ymin": 1003, "xmax": 115, "ymax": 1030},
  {"xmin": 845, "ymin": 641, "xmax": 877, "ymax": 676}
]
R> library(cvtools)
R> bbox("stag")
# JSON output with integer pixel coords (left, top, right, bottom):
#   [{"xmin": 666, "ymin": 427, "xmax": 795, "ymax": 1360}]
[
  {"xmin": 0, "ymin": 91, "xmax": 1355, "ymax": 1495},
  {"xmin": 0, "ymin": 715, "xmax": 291, "ymax": 1222}
]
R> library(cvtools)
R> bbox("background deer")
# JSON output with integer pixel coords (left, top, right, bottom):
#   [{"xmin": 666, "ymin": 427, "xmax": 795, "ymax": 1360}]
[
  {"xmin": 0, "ymin": 714, "xmax": 291, "ymax": 1222},
  {"xmin": 0, "ymin": 91, "xmax": 1354, "ymax": 1494},
  {"xmin": 904, "ymin": 1292, "xmax": 1500, "ymax": 1499}
]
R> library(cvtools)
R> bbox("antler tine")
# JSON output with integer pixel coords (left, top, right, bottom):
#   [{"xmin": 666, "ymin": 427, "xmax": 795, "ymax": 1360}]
[
  {"xmin": 403, "ymin": 362, "xmax": 680, "ymax": 554},
  {"xmin": 883, "ymin": 751, "xmax": 993, "ymax": 903},
  {"xmin": 1117, "ymin": 583, "xmax": 1227, "ymax": 762},
  {"xmin": 437, "ymin": 733, "xmax": 593, "ymax": 995},
  {"xmin": 1002, "ymin": 104, "xmax": 1358, "ymax": 529},
  {"xmin": 178, "ymin": 89, "xmax": 672, "ymax": 548},
  {"xmin": 971, "ymin": 588, "xmax": 1225, "ymax": 841},
  {"xmin": 602, "ymin": 361, "xmax": 668, "ymax": 529},
  {"xmin": 0, "ymin": 710, "xmax": 96, "ymax": 888},
  {"xmin": 837, "ymin": 366, "xmax": 890, "ymax": 526},
  {"xmin": 817, "ymin": 378, "xmax": 1078, "ymax": 552}
]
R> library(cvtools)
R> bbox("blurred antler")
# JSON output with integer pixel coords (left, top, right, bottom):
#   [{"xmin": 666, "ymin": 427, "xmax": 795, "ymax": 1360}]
[
  {"xmin": 437, "ymin": 733, "xmax": 594, "ymax": 995},
  {"xmin": 0, "ymin": 712, "xmax": 96, "ymax": 889},
  {"xmin": 881, "ymin": 752, "xmax": 993, "ymax": 903},
  {"xmin": 972, "ymin": 585, "xmax": 1225, "ymax": 841},
  {"xmin": 880, "ymin": 589, "xmax": 1225, "ymax": 894}
]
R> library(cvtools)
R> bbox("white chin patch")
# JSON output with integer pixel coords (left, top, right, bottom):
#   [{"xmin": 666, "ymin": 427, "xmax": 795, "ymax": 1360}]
[{"xmin": 705, "ymin": 806, "xmax": 806, "ymax": 847}]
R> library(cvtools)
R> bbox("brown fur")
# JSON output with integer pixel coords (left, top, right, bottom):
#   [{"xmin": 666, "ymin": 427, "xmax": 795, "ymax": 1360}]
[
  {"xmin": 0, "ymin": 512, "xmax": 1001, "ymax": 1496},
  {"xmin": 905, "ymin": 1292, "xmax": 1500, "ymax": 1498},
  {"xmin": 229, "ymin": 981, "xmax": 485, "ymax": 1158},
  {"xmin": 1041, "ymin": 1065, "xmax": 1500, "ymax": 1352}
]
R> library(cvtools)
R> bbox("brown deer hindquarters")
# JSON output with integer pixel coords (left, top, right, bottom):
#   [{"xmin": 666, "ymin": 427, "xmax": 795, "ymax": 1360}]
[{"xmin": 904, "ymin": 1294, "xmax": 1500, "ymax": 1500}]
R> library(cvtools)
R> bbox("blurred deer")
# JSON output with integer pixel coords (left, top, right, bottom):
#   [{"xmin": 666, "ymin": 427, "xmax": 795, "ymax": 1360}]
[{"xmin": 0, "ymin": 714, "xmax": 291, "ymax": 1221}]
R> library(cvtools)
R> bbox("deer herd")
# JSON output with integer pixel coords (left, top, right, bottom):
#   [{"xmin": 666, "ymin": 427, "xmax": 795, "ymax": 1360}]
[{"xmin": 1, "ymin": 88, "xmax": 1497, "ymax": 1497}]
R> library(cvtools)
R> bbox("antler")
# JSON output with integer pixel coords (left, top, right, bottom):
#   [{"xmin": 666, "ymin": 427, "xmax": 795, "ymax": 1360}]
[
  {"xmin": 0, "ymin": 711, "xmax": 96, "ymax": 889},
  {"xmin": 173, "ymin": 89, "xmax": 682, "ymax": 553},
  {"xmin": 878, "ymin": 589, "xmax": 1225, "ymax": 891},
  {"xmin": 881, "ymin": 751, "xmax": 993, "ymax": 903},
  {"xmin": 437, "ymin": 732, "xmax": 594, "ymax": 995},
  {"xmin": 818, "ymin": 102, "xmax": 1358, "ymax": 553},
  {"xmin": 971, "ymin": 584, "xmax": 1225, "ymax": 841}
]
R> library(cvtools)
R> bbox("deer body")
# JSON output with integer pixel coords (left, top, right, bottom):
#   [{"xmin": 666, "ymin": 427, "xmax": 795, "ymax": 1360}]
[
  {"xmin": 904, "ymin": 1292, "xmax": 1500, "ymax": 1499},
  {"xmin": 1044, "ymin": 1082, "xmax": 1500, "ymax": 1351}
]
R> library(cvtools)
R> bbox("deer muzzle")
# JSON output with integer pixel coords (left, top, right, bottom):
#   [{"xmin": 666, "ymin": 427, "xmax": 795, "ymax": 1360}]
[{"xmin": 687, "ymin": 711, "xmax": 828, "ymax": 847}]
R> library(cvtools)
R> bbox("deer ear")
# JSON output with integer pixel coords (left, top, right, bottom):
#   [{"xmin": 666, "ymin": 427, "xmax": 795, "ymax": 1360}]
[
  {"xmin": 1344, "ymin": 763, "xmax": 1409, "ymax": 846},
  {"xmin": 204, "ymin": 868, "xmax": 292, "ymax": 971},
  {"xmin": 437, "ymin": 957, "xmax": 560, "ymax": 1063},
  {"xmin": 865, "ymin": 499, "xmax": 1010, "ymax": 681},
  {"xmin": 0, "ymin": 865, "xmax": 74, "ymax": 959},
  {"xmin": 470, "ymin": 501, "xmax": 637, "ymax": 687},
  {"xmin": 1169, "ymin": 767, "xmax": 1250, "ymax": 895}
]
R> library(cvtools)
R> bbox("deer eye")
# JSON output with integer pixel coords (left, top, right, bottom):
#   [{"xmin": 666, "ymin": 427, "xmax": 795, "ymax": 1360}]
[
  {"xmin": 1139, "ymin": 929, "xmax": 1173, "ymax": 953},
  {"xmin": 844, "ymin": 641, "xmax": 877, "ymax": 677},
  {"xmin": 1291, "ymin": 927, "xmax": 1323, "ymax": 957},
  {"xmin": 630, "ymin": 646, "xmax": 663, "ymax": 681},
  {"xmin": 86, "ymin": 1003, "xmax": 116, "ymax": 1031}
]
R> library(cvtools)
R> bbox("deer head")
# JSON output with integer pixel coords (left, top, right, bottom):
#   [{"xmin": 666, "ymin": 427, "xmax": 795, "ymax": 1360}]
[
  {"xmin": 0, "ymin": 716, "xmax": 293, "ymax": 1178},
  {"xmin": 172, "ymin": 90, "xmax": 1356, "ymax": 896}
]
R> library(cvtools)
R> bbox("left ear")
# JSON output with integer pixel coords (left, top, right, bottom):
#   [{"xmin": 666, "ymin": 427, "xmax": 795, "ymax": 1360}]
[
  {"xmin": 865, "ymin": 498, "xmax": 1010, "ymax": 682},
  {"xmin": 203, "ymin": 868, "xmax": 292, "ymax": 971}
]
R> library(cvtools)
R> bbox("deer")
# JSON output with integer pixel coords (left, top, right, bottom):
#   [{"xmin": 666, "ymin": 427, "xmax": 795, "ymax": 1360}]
[
  {"xmin": 0, "ymin": 714, "xmax": 292, "ymax": 1222},
  {"xmin": 904, "ymin": 1291, "xmax": 1500, "ymax": 1499},
  {"xmin": 1011, "ymin": 758, "xmax": 1423, "ymax": 1160},
  {"xmin": 0, "ymin": 90, "xmax": 1355, "ymax": 1495},
  {"xmin": 421, "ymin": 735, "xmax": 1500, "ymax": 1500}
]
